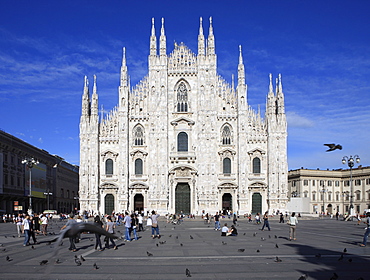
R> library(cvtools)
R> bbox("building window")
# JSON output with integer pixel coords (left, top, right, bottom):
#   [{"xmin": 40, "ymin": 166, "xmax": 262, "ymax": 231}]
[
  {"xmin": 303, "ymin": 180, "xmax": 308, "ymax": 186},
  {"xmin": 336, "ymin": 192, "xmax": 340, "ymax": 201},
  {"xmin": 313, "ymin": 180, "xmax": 315, "ymax": 186},
  {"xmin": 292, "ymin": 181, "xmax": 296, "ymax": 187},
  {"xmin": 335, "ymin": 180, "xmax": 340, "ymax": 187},
  {"xmin": 328, "ymin": 192, "xmax": 332, "ymax": 201},
  {"xmin": 366, "ymin": 178, "xmax": 370, "ymax": 185},
  {"xmin": 320, "ymin": 180, "xmax": 324, "ymax": 186},
  {"xmin": 67, "ymin": 190, "xmax": 70, "ymax": 199},
  {"xmin": 223, "ymin": 158, "xmax": 231, "ymax": 174},
  {"xmin": 355, "ymin": 179, "xmax": 361, "ymax": 186},
  {"xmin": 176, "ymin": 82, "xmax": 188, "ymax": 112},
  {"xmin": 312, "ymin": 192, "xmax": 316, "ymax": 201},
  {"xmin": 134, "ymin": 125, "xmax": 144, "ymax": 146},
  {"xmin": 328, "ymin": 181, "xmax": 332, "ymax": 187},
  {"xmin": 344, "ymin": 180, "xmax": 350, "ymax": 187},
  {"xmin": 252, "ymin": 157, "xmax": 261, "ymax": 174},
  {"xmin": 356, "ymin": 191, "xmax": 361, "ymax": 201},
  {"xmin": 61, "ymin": 188, "xmax": 64, "ymax": 198},
  {"xmin": 221, "ymin": 125, "xmax": 231, "ymax": 145},
  {"xmin": 177, "ymin": 132, "xmax": 188, "ymax": 152},
  {"xmin": 105, "ymin": 159, "xmax": 113, "ymax": 175},
  {"xmin": 304, "ymin": 191, "xmax": 308, "ymax": 198},
  {"xmin": 135, "ymin": 159, "xmax": 143, "ymax": 175}
]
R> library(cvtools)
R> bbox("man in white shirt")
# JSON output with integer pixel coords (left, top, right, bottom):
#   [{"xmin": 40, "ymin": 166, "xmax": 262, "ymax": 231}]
[{"xmin": 22, "ymin": 215, "xmax": 31, "ymax": 246}]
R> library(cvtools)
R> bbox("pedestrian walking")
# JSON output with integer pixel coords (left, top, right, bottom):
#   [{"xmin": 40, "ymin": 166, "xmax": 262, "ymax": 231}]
[
  {"xmin": 359, "ymin": 212, "xmax": 370, "ymax": 247},
  {"xmin": 137, "ymin": 214, "xmax": 144, "ymax": 232},
  {"xmin": 123, "ymin": 212, "xmax": 132, "ymax": 241},
  {"xmin": 16, "ymin": 214, "xmax": 23, "ymax": 238},
  {"xmin": 261, "ymin": 211, "xmax": 271, "ymax": 231},
  {"xmin": 61, "ymin": 214, "xmax": 77, "ymax": 251},
  {"xmin": 151, "ymin": 210, "xmax": 160, "ymax": 239},
  {"xmin": 93, "ymin": 215, "xmax": 104, "ymax": 251},
  {"xmin": 214, "ymin": 212, "xmax": 220, "ymax": 230},
  {"xmin": 21, "ymin": 215, "xmax": 31, "ymax": 246},
  {"xmin": 279, "ymin": 213, "xmax": 284, "ymax": 223},
  {"xmin": 105, "ymin": 216, "xmax": 117, "ymax": 250},
  {"xmin": 288, "ymin": 212, "xmax": 298, "ymax": 241},
  {"xmin": 131, "ymin": 214, "xmax": 139, "ymax": 240}
]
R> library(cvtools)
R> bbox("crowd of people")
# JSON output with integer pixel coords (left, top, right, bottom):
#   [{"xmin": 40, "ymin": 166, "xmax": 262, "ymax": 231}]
[{"xmin": 4, "ymin": 209, "xmax": 370, "ymax": 249}]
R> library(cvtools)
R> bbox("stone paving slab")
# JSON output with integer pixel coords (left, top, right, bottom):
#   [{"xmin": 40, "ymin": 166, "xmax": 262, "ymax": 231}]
[{"xmin": 0, "ymin": 217, "xmax": 369, "ymax": 279}]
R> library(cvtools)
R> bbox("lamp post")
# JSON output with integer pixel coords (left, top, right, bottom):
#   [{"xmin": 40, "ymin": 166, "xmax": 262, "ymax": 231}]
[
  {"xmin": 73, "ymin": 196, "xmax": 79, "ymax": 214},
  {"xmin": 342, "ymin": 155, "xmax": 360, "ymax": 219},
  {"xmin": 321, "ymin": 186, "xmax": 326, "ymax": 216},
  {"xmin": 43, "ymin": 189, "xmax": 53, "ymax": 210},
  {"xmin": 22, "ymin": 158, "xmax": 39, "ymax": 215}
]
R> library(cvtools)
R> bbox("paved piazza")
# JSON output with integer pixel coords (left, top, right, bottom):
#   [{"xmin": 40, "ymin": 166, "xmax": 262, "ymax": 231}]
[{"xmin": 0, "ymin": 216, "xmax": 369, "ymax": 279}]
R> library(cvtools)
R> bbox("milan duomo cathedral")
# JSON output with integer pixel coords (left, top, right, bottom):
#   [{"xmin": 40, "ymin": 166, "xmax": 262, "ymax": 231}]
[{"xmin": 79, "ymin": 17, "xmax": 288, "ymax": 216}]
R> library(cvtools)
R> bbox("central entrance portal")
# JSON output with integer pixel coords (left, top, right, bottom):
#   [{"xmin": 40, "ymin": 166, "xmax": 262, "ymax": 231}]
[
  {"xmin": 134, "ymin": 194, "xmax": 144, "ymax": 212},
  {"xmin": 222, "ymin": 193, "xmax": 232, "ymax": 214},
  {"xmin": 175, "ymin": 183, "xmax": 190, "ymax": 214},
  {"xmin": 104, "ymin": 194, "xmax": 114, "ymax": 215},
  {"xmin": 251, "ymin": 192, "xmax": 262, "ymax": 214}
]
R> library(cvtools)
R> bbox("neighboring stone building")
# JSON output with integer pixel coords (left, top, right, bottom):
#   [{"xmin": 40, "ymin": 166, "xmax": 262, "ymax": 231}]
[
  {"xmin": 79, "ymin": 17, "xmax": 288, "ymax": 215},
  {"xmin": 0, "ymin": 130, "xmax": 79, "ymax": 215},
  {"xmin": 288, "ymin": 166, "xmax": 370, "ymax": 215}
]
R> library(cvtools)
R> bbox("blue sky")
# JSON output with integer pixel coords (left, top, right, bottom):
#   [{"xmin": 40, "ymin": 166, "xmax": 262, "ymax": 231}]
[{"xmin": 1, "ymin": 1, "xmax": 369, "ymax": 170}]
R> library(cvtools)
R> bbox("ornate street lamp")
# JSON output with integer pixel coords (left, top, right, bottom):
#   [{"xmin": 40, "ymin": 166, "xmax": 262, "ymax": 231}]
[
  {"xmin": 342, "ymin": 155, "xmax": 360, "ymax": 218},
  {"xmin": 22, "ymin": 157, "xmax": 39, "ymax": 215}
]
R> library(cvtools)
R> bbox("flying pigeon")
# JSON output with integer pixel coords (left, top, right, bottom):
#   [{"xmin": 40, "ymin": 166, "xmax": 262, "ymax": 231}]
[
  {"xmin": 324, "ymin": 144, "xmax": 342, "ymax": 152},
  {"xmin": 186, "ymin": 268, "xmax": 192, "ymax": 277},
  {"xmin": 6, "ymin": 256, "xmax": 13, "ymax": 262},
  {"xmin": 47, "ymin": 223, "xmax": 118, "ymax": 248},
  {"xmin": 147, "ymin": 251, "xmax": 153, "ymax": 257}
]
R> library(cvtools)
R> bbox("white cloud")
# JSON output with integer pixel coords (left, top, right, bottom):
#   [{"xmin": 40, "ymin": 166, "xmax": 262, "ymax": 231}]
[{"xmin": 286, "ymin": 112, "xmax": 314, "ymax": 128}]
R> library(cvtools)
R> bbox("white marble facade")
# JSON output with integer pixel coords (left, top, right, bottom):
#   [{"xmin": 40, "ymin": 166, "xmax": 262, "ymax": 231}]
[{"xmin": 79, "ymin": 17, "xmax": 288, "ymax": 215}]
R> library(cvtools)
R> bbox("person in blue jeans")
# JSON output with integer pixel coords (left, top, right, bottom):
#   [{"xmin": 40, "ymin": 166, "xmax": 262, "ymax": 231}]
[
  {"xmin": 22, "ymin": 215, "xmax": 31, "ymax": 246},
  {"xmin": 123, "ymin": 212, "xmax": 132, "ymax": 241},
  {"xmin": 130, "ymin": 214, "xmax": 138, "ymax": 240},
  {"xmin": 151, "ymin": 210, "xmax": 160, "ymax": 238},
  {"xmin": 261, "ymin": 211, "xmax": 271, "ymax": 231},
  {"xmin": 214, "ymin": 212, "xmax": 220, "ymax": 230},
  {"xmin": 360, "ymin": 212, "xmax": 370, "ymax": 247}
]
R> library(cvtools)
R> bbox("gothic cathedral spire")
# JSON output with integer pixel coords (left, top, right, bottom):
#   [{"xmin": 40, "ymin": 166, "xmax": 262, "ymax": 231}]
[
  {"xmin": 207, "ymin": 16, "xmax": 215, "ymax": 56},
  {"xmin": 198, "ymin": 17, "xmax": 205, "ymax": 56},
  {"xmin": 150, "ymin": 18, "xmax": 157, "ymax": 57},
  {"xmin": 159, "ymin": 18, "xmax": 166, "ymax": 56}
]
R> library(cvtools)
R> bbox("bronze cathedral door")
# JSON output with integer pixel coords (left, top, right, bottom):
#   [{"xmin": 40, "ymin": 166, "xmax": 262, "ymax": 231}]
[{"xmin": 175, "ymin": 183, "xmax": 190, "ymax": 214}]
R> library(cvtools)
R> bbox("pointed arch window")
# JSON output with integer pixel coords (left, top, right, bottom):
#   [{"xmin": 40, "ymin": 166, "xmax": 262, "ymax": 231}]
[
  {"xmin": 252, "ymin": 157, "xmax": 261, "ymax": 174},
  {"xmin": 177, "ymin": 132, "xmax": 188, "ymax": 152},
  {"xmin": 177, "ymin": 82, "xmax": 188, "ymax": 112},
  {"xmin": 222, "ymin": 125, "xmax": 232, "ymax": 145},
  {"xmin": 223, "ymin": 158, "xmax": 231, "ymax": 175},
  {"xmin": 134, "ymin": 125, "xmax": 144, "ymax": 146},
  {"xmin": 135, "ymin": 158, "xmax": 143, "ymax": 175},
  {"xmin": 105, "ymin": 159, "xmax": 113, "ymax": 175}
]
